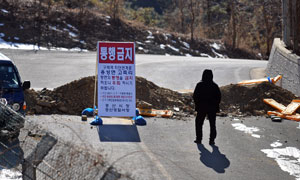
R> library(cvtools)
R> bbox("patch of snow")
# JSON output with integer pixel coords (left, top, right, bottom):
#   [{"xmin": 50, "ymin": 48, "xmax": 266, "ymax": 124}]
[
  {"xmin": 66, "ymin": 24, "xmax": 77, "ymax": 31},
  {"xmin": 0, "ymin": 33, "xmax": 5, "ymax": 37},
  {"xmin": 80, "ymin": 40, "xmax": 86, "ymax": 45},
  {"xmin": 106, "ymin": 16, "xmax": 111, "ymax": 19},
  {"xmin": 212, "ymin": 49, "xmax": 226, "ymax": 58},
  {"xmin": 0, "ymin": 38, "xmax": 87, "ymax": 52},
  {"xmin": 165, "ymin": 53, "xmax": 170, "ymax": 56},
  {"xmin": 49, "ymin": 26, "xmax": 58, "ymax": 31},
  {"xmin": 271, "ymin": 141, "xmax": 283, "ymax": 148},
  {"xmin": 0, "ymin": 169, "xmax": 22, "ymax": 180},
  {"xmin": 136, "ymin": 41, "xmax": 144, "ymax": 46},
  {"xmin": 0, "ymin": 23, "xmax": 4, "ymax": 26},
  {"xmin": 64, "ymin": 28, "xmax": 77, "ymax": 38},
  {"xmin": 231, "ymin": 123, "xmax": 260, "ymax": 138},
  {"xmin": 138, "ymin": 46, "xmax": 144, "ymax": 50},
  {"xmin": 147, "ymin": 30, "xmax": 152, "ymax": 36},
  {"xmin": 185, "ymin": 54, "xmax": 192, "ymax": 57},
  {"xmin": 160, "ymin": 44, "xmax": 166, "ymax": 49},
  {"xmin": 163, "ymin": 33, "xmax": 171, "ymax": 41},
  {"xmin": 13, "ymin": 37, "xmax": 19, "ymax": 40},
  {"xmin": 1, "ymin": 9, "xmax": 9, "ymax": 14},
  {"xmin": 19, "ymin": 25, "xmax": 23, "ymax": 29},
  {"xmin": 147, "ymin": 35, "xmax": 154, "ymax": 39},
  {"xmin": 261, "ymin": 147, "xmax": 300, "ymax": 180},
  {"xmin": 233, "ymin": 118, "xmax": 240, "ymax": 121},
  {"xmin": 166, "ymin": 44, "xmax": 179, "ymax": 52},
  {"xmin": 200, "ymin": 53, "xmax": 212, "ymax": 58},
  {"xmin": 145, "ymin": 40, "xmax": 152, "ymax": 44},
  {"xmin": 251, "ymin": 134, "xmax": 261, "ymax": 138},
  {"xmin": 182, "ymin": 42, "xmax": 190, "ymax": 49},
  {"xmin": 211, "ymin": 42, "xmax": 221, "ymax": 50},
  {"xmin": 174, "ymin": 107, "xmax": 180, "ymax": 112},
  {"xmin": 171, "ymin": 40, "xmax": 177, "ymax": 44}
]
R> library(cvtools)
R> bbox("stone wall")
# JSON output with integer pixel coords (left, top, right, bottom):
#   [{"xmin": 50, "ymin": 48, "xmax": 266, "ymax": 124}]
[{"xmin": 267, "ymin": 38, "xmax": 300, "ymax": 96}]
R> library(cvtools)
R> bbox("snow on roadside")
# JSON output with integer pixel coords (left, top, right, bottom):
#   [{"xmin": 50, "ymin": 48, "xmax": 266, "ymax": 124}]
[
  {"xmin": 212, "ymin": 49, "xmax": 227, "ymax": 58},
  {"xmin": 1, "ymin": 9, "xmax": 9, "ymax": 14},
  {"xmin": 0, "ymin": 38, "xmax": 88, "ymax": 52},
  {"xmin": 211, "ymin": 42, "xmax": 221, "ymax": 50},
  {"xmin": 166, "ymin": 44, "xmax": 179, "ymax": 52},
  {"xmin": 0, "ymin": 169, "xmax": 22, "ymax": 180},
  {"xmin": 200, "ymin": 53, "xmax": 213, "ymax": 58},
  {"xmin": 146, "ymin": 30, "xmax": 154, "ymax": 39},
  {"xmin": 182, "ymin": 42, "xmax": 190, "ymax": 49}
]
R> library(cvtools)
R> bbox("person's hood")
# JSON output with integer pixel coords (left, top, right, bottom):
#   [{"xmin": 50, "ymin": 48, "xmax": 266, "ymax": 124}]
[{"xmin": 202, "ymin": 69, "xmax": 213, "ymax": 82}]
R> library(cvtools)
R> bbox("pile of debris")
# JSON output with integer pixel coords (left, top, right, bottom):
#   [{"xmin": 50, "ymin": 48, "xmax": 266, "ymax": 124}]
[
  {"xmin": 25, "ymin": 76, "xmax": 194, "ymax": 116},
  {"xmin": 25, "ymin": 76, "xmax": 299, "ymax": 117},
  {"xmin": 219, "ymin": 82, "xmax": 298, "ymax": 116}
]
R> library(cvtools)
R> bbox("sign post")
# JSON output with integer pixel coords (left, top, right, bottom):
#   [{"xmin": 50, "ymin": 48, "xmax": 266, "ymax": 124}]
[{"xmin": 97, "ymin": 42, "xmax": 136, "ymax": 117}]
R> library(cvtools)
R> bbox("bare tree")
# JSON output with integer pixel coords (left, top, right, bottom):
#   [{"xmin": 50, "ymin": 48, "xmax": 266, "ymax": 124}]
[
  {"xmin": 106, "ymin": 0, "xmax": 124, "ymax": 22},
  {"xmin": 253, "ymin": 0, "xmax": 281, "ymax": 56},
  {"xmin": 229, "ymin": 0, "xmax": 237, "ymax": 49},
  {"xmin": 176, "ymin": 0, "xmax": 187, "ymax": 33},
  {"xmin": 187, "ymin": 0, "xmax": 201, "ymax": 43}
]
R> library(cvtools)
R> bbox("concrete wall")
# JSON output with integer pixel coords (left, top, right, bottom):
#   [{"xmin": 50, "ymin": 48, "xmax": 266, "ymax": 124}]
[{"xmin": 267, "ymin": 38, "xmax": 300, "ymax": 96}]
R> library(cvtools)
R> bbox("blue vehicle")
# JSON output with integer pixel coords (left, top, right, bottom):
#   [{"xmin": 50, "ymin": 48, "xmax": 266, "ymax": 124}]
[{"xmin": 0, "ymin": 53, "xmax": 30, "ymax": 115}]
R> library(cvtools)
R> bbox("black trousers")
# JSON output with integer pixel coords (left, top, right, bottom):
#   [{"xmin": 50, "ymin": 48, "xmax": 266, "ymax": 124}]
[{"xmin": 195, "ymin": 110, "xmax": 217, "ymax": 141}]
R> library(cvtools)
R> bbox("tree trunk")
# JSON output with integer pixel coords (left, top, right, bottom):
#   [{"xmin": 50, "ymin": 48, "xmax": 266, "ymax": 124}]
[
  {"xmin": 206, "ymin": 0, "xmax": 211, "ymax": 38},
  {"xmin": 262, "ymin": 3, "xmax": 271, "ymax": 56},
  {"xmin": 292, "ymin": 0, "xmax": 298, "ymax": 52},
  {"xmin": 230, "ymin": 0, "xmax": 237, "ymax": 49}
]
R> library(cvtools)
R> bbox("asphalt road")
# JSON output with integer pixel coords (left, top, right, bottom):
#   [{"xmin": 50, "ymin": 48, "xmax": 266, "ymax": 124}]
[
  {"xmin": 1, "ymin": 49, "xmax": 300, "ymax": 179},
  {"xmin": 1, "ymin": 49, "xmax": 267, "ymax": 90},
  {"xmin": 27, "ymin": 115, "xmax": 300, "ymax": 180}
]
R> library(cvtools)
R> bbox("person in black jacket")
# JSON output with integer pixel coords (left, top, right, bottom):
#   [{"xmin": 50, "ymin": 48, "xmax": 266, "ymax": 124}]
[{"xmin": 193, "ymin": 69, "xmax": 221, "ymax": 145}]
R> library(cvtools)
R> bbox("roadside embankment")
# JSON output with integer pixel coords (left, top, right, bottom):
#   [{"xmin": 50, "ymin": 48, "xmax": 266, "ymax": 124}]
[{"xmin": 267, "ymin": 38, "xmax": 300, "ymax": 96}]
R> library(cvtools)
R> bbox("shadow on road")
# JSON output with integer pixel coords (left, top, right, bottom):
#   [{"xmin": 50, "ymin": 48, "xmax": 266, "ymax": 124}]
[
  {"xmin": 97, "ymin": 125, "xmax": 141, "ymax": 142},
  {"xmin": 0, "ymin": 138, "xmax": 24, "ymax": 170},
  {"xmin": 197, "ymin": 144, "xmax": 230, "ymax": 173}
]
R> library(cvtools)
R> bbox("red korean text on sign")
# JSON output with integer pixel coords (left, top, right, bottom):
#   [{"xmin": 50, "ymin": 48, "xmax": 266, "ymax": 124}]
[{"xmin": 98, "ymin": 42, "xmax": 135, "ymax": 64}]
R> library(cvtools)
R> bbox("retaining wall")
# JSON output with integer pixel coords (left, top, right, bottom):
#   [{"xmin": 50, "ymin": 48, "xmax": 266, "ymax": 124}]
[{"xmin": 267, "ymin": 38, "xmax": 300, "ymax": 96}]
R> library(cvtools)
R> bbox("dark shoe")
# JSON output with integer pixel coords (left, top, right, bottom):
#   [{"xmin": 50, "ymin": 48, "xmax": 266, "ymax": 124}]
[
  {"xmin": 209, "ymin": 140, "xmax": 215, "ymax": 145},
  {"xmin": 194, "ymin": 140, "xmax": 202, "ymax": 144}
]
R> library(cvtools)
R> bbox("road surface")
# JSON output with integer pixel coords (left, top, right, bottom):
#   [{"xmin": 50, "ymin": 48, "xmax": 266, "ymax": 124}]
[
  {"xmin": 1, "ymin": 49, "xmax": 267, "ymax": 90},
  {"xmin": 2, "ymin": 49, "xmax": 299, "ymax": 180}
]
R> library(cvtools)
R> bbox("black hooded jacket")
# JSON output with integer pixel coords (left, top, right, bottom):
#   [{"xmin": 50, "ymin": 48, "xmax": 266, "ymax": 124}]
[{"xmin": 193, "ymin": 69, "xmax": 221, "ymax": 112}]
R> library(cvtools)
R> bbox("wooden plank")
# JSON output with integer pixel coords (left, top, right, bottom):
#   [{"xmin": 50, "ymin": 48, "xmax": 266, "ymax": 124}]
[
  {"xmin": 138, "ymin": 108, "xmax": 173, "ymax": 118},
  {"xmin": 263, "ymin": 99, "xmax": 287, "ymax": 112},
  {"xmin": 282, "ymin": 101, "xmax": 300, "ymax": 115}
]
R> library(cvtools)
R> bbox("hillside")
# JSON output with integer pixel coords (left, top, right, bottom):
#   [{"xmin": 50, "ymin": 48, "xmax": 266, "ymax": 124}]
[{"xmin": 0, "ymin": 1, "xmax": 259, "ymax": 59}]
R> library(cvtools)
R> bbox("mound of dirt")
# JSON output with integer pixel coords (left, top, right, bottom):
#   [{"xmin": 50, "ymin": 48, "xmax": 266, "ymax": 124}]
[
  {"xmin": 25, "ymin": 76, "xmax": 194, "ymax": 116},
  {"xmin": 25, "ymin": 77, "xmax": 299, "ymax": 117},
  {"xmin": 220, "ymin": 82, "xmax": 299, "ymax": 116}
]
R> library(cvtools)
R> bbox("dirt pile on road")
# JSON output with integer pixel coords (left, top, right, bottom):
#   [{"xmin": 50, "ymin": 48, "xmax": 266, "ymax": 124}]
[
  {"xmin": 25, "ymin": 77, "xmax": 298, "ymax": 117},
  {"xmin": 25, "ymin": 76, "xmax": 194, "ymax": 116},
  {"xmin": 220, "ymin": 82, "xmax": 298, "ymax": 116}
]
